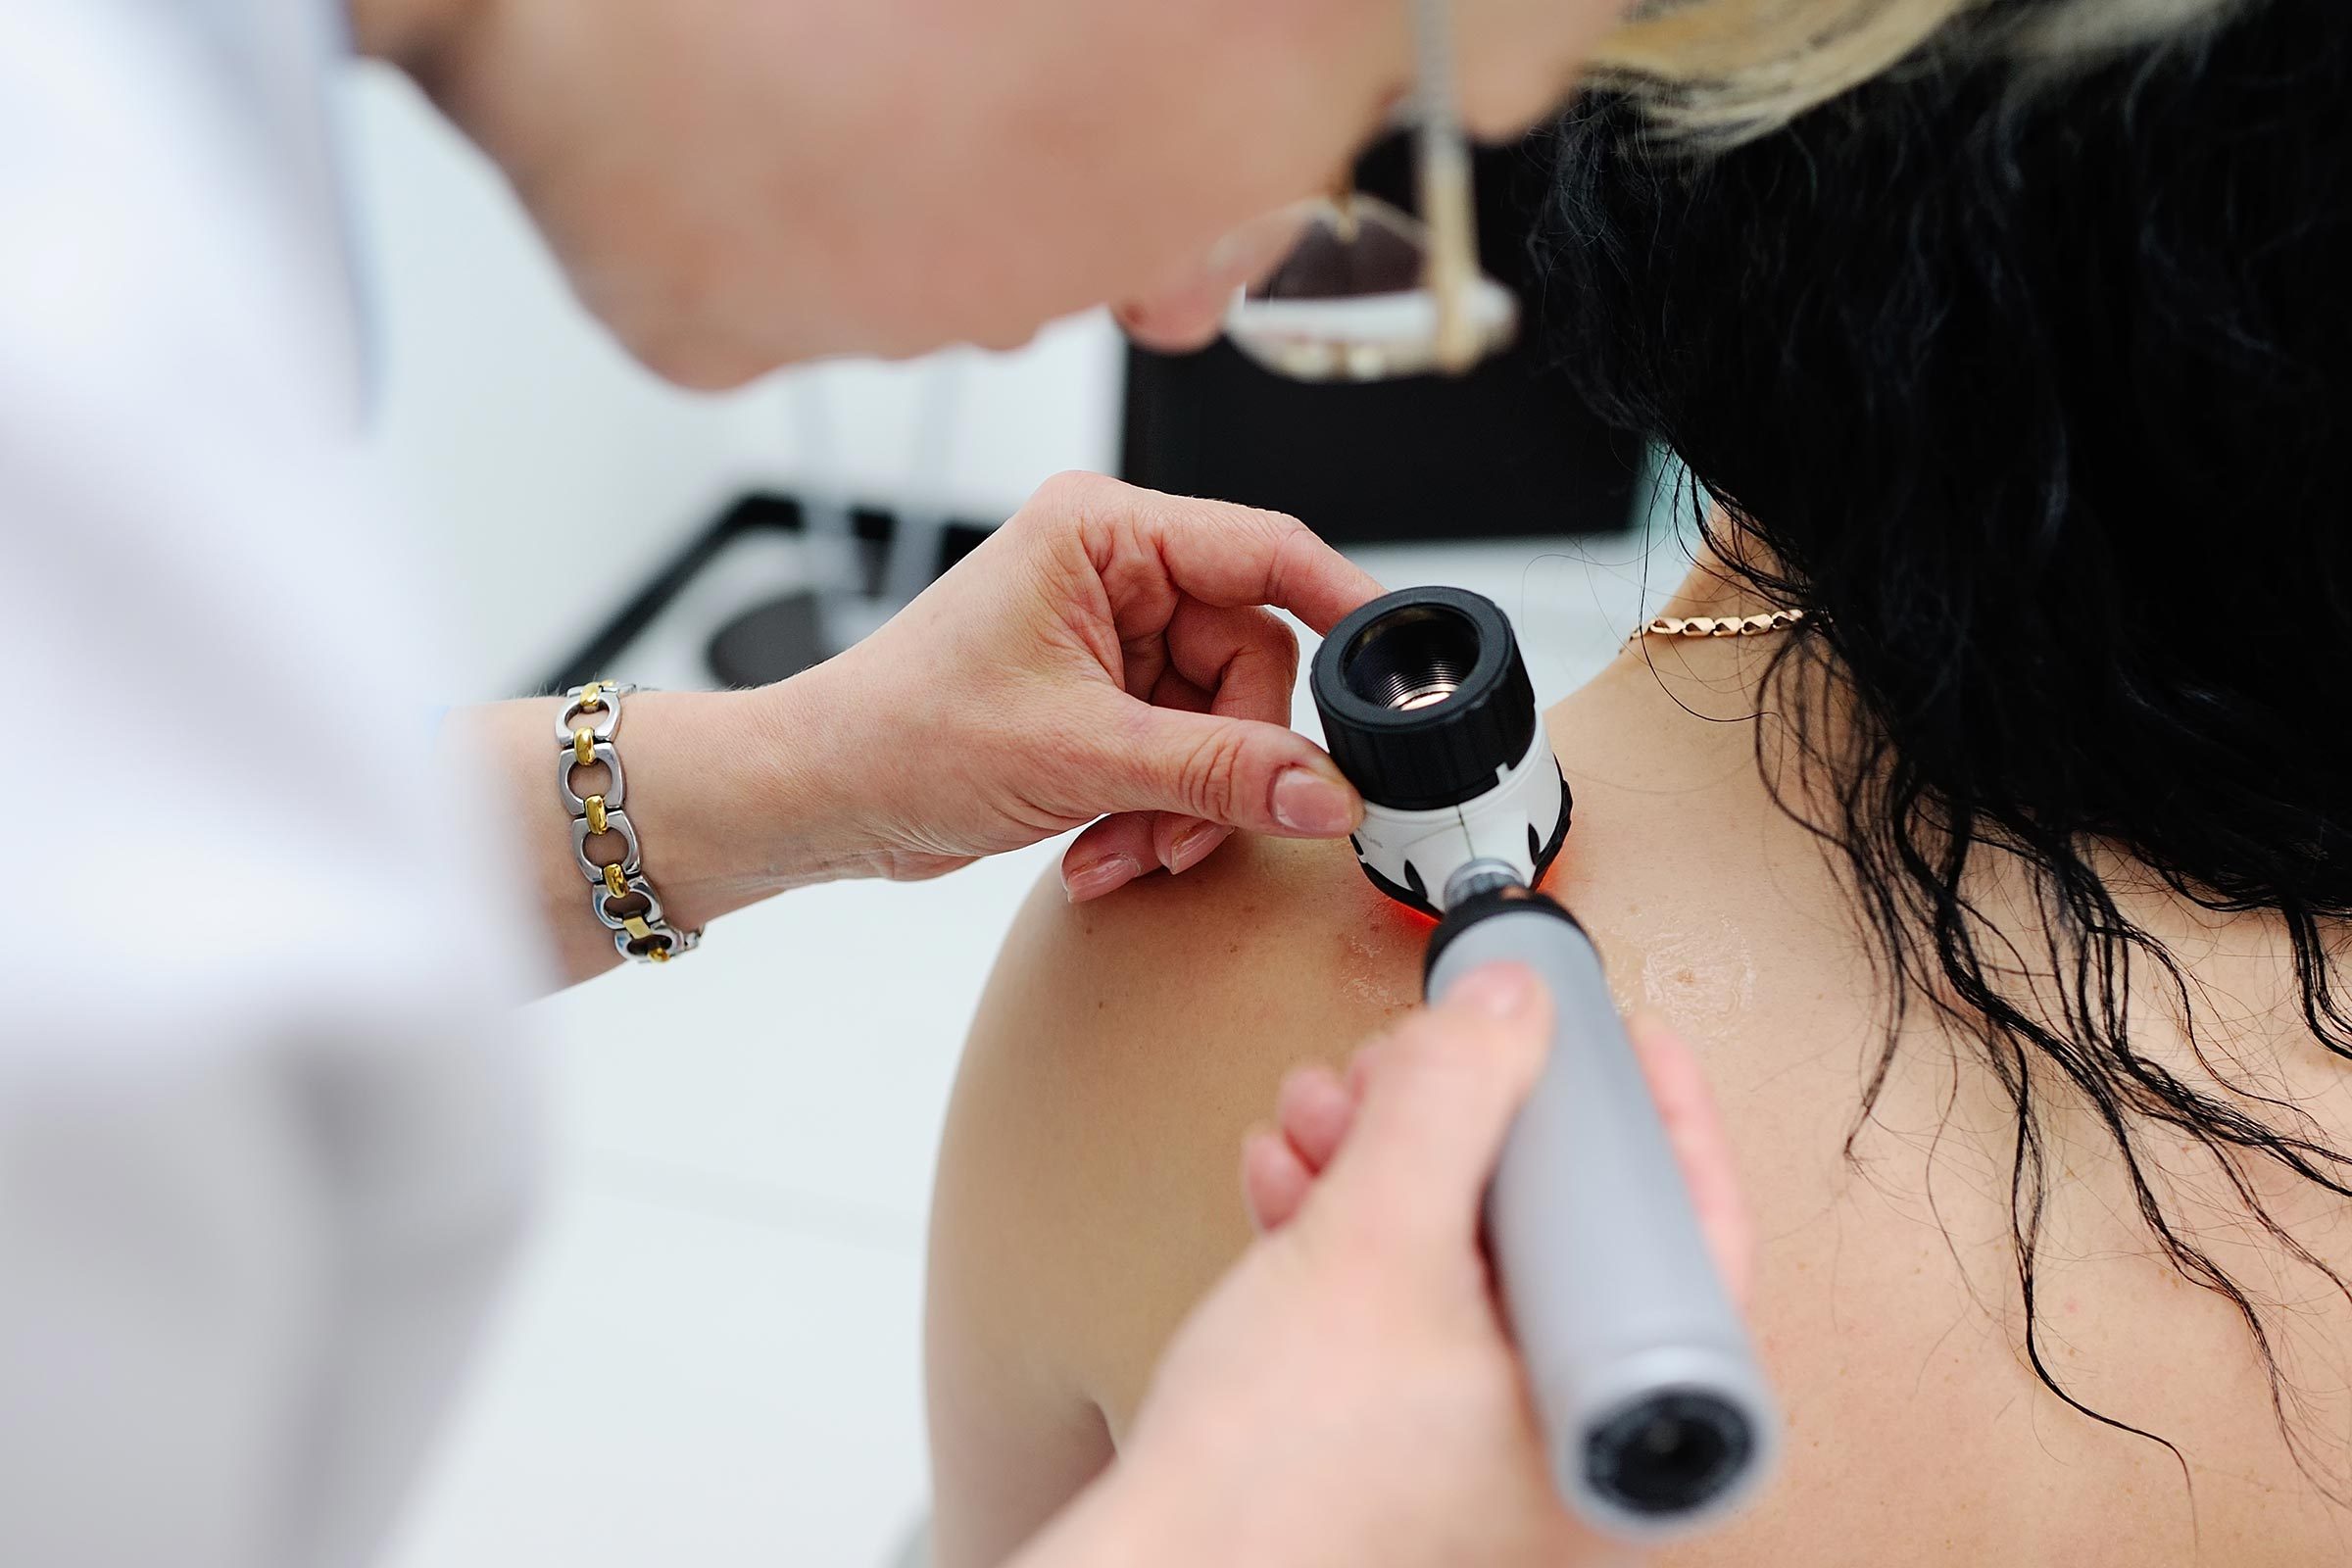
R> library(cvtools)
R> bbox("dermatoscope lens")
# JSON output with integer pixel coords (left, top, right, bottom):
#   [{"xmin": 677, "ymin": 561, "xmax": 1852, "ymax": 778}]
[
  {"xmin": 1585, "ymin": 1391, "xmax": 1754, "ymax": 1517},
  {"xmin": 1341, "ymin": 602, "xmax": 1481, "ymax": 713},
  {"xmin": 1311, "ymin": 586, "xmax": 1540, "ymax": 817}
]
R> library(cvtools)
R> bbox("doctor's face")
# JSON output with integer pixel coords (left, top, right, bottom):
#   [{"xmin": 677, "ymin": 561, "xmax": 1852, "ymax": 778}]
[{"xmin": 417, "ymin": 0, "xmax": 1634, "ymax": 387}]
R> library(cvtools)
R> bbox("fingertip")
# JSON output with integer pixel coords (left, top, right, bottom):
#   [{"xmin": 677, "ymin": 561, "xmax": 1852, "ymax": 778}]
[
  {"xmin": 1241, "ymin": 1128, "xmax": 1312, "ymax": 1234},
  {"xmin": 1269, "ymin": 762, "xmax": 1362, "ymax": 839},
  {"xmin": 1158, "ymin": 817, "xmax": 1231, "ymax": 875},
  {"xmin": 1063, "ymin": 813, "xmax": 1160, "ymax": 902},
  {"xmin": 1435, "ymin": 960, "xmax": 1544, "ymax": 1024},
  {"xmin": 1285, "ymin": 550, "xmax": 1390, "ymax": 638},
  {"xmin": 1422, "ymin": 964, "xmax": 1554, "ymax": 1100},
  {"xmin": 1275, "ymin": 1063, "xmax": 1355, "ymax": 1173},
  {"xmin": 1063, "ymin": 850, "xmax": 1145, "ymax": 903}
]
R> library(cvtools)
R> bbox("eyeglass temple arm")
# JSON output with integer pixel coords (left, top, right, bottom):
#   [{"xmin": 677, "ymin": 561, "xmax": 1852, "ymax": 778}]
[{"xmin": 1412, "ymin": 0, "xmax": 1483, "ymax": 373}]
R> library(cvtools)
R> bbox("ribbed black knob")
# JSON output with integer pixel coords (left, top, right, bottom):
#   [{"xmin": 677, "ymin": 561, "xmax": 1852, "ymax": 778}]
[{"xmin": 1311, "ymin": 587, "xmax": 1539, "ymax": 811}]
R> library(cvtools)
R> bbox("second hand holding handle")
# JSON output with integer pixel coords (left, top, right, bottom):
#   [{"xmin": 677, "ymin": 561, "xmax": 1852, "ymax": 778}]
[
  {"xmin": 1426, "ymin": 886, "xmax": 1777, "ymax": 1542},
  {"xmin": 1310, "ymin": 585, "xmax": 1780, "ymax": 1543}
]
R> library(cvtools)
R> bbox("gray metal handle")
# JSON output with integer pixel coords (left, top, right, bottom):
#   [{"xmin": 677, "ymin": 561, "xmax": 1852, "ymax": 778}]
[{"xmin": 1427, "ymin": 903, "xmax": 1778, "ymax": 1542}]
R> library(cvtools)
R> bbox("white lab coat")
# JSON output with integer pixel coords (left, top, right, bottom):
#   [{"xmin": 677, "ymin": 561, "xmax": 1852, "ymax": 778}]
[{"xmin": 0, "ymin": 5, "xmax": 543, "ymax": 1565}]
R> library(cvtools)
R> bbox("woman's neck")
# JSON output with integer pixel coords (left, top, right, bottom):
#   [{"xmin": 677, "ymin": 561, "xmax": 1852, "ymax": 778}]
[
  {"xmin": 1648, "ymin": 537, "xmax": 1792, "ymax": 621},
  {"xmin": 1602, "ymin": 547, "xmax": 1813, "ymax": 693}
]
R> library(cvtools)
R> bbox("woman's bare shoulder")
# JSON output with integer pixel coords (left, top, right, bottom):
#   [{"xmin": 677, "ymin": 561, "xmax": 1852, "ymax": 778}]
[
  {"xmin": 943, "ymin": 833, "xmax": 1429, "ymax": 1421},
  {"xmin": 976, "ymin": 832, "xmax": 1427, "ymax": 1097},
  {"xmin": 967, "ymin": 833, "xmax": 1432, "ymax": 1176}
]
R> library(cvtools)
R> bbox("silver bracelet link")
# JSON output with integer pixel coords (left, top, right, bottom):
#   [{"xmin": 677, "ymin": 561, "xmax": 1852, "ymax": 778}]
[{"xmin": 557, "ymin": 681, "xmax": 703, "ymax": 963}]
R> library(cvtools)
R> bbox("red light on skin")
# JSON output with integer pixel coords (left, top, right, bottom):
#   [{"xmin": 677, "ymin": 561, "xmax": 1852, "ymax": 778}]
[
  {"xmin": 1384, "ymin": 897, "xmax": 1441, "ymax": 932},
  {"xmin": 1345, "ymin": 866, "xmax": 1438, "ymax": 930}
]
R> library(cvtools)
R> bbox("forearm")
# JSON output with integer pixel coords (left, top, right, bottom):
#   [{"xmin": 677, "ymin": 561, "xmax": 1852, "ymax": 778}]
[{"xmin": 442, "ymin": 671, "xmax": 885, "ymax": 990}]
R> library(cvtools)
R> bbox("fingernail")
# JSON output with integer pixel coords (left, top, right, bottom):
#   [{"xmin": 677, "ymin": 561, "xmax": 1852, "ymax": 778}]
[
  {"xmin": 1063, "ymin": 853, "xmax": 1143, "ymax": 903},
  {"xmin": 1165, "ymin": 821, "xmax": 1224, "ymax": 875},
  {"xmin": 1449, "ymin": 962, "xmax": 1539, "ymax": 1020},
  {"xmin": 1271, "ymin": 766, "xmax": 1358, "ymax": 837}
]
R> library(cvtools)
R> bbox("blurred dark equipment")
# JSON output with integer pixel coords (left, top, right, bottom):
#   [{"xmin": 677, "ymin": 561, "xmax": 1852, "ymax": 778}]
[
  {"xmin": 1122, "ymin": 132, "xmax": 1638, "ymax": 545},
  {"xmin": 541, "ymin": 495, "xmax": 991, "ymax": 693}
]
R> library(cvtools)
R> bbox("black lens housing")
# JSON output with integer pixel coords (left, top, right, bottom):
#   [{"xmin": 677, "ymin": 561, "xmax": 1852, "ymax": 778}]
[
  {"xmin": 1312, "ymin": 587, "xmax": 1538, "ymax": 811},
  {"xmin": 1584, "ymin": 1391, "xmax": 1756, "ymax": 1518}
]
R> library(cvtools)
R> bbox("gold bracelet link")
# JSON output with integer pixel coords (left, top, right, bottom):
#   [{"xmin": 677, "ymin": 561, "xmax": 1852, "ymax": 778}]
[{"xmin": 557, "ymin": 682, "xmax": 702, "ymax": 964}]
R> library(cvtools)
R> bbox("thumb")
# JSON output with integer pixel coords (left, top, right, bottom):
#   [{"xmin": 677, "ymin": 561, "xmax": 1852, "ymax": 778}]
[
  {"xmin": 1102, "ymin": 705, "xmax": 1364, "ymax": 839},
  {"xmin": 1310, "ymin": 963, "xmax": 1554, "ymax": 1258}
]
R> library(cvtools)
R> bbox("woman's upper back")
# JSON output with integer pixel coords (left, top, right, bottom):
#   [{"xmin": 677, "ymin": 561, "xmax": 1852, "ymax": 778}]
[
  {"xmin": 930, "ymin": 636, "xmax": 2352, "ymax": 1567},
  {"xmin": 930, "ymin": 7, "xmax": 2352, "ymax": 1562}
]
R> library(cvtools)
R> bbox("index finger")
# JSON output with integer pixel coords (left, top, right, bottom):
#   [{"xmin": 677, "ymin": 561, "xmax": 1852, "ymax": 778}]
[{"xmin": 1059, "ymin": 472, "xmax": 1386, "ymax": 635}]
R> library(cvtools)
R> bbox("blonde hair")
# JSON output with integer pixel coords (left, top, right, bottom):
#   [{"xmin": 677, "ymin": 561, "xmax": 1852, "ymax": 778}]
[{"xmin": 1592, "ymin": 0, "xmax": 2248, "ymax": 136}]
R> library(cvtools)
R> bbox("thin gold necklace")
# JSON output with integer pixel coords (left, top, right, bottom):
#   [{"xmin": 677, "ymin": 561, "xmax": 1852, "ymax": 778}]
[{"xmin": 1627, "ymin": 608, "xmax": 1815, "ymax": 644}]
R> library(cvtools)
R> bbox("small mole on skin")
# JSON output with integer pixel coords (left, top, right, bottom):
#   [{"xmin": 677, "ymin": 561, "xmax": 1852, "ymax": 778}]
[{"xmin": 1638, "ymin": 919, "xmax": 1758, "ymax": 1024}]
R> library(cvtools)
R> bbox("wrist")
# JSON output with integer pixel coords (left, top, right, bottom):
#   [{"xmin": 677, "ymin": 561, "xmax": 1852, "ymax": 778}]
[
  {"xmin": 448, "ymin": 674, "xmax": 878, "ymax": 989},
  {"xmin": 610, "ymin": 675, "xmax": 877, "ymax": 920}
]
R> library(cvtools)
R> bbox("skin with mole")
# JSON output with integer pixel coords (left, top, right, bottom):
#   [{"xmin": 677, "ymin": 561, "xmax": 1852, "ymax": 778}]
[{"xmin": 1635, "ymin": 919, "xmax": 1761, "ymax": 1027}]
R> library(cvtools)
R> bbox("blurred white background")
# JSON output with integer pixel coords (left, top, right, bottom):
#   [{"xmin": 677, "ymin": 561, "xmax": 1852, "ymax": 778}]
[{"xmin": 348, "ymin": 64, "xmax": 1684, "ymax": 1568}]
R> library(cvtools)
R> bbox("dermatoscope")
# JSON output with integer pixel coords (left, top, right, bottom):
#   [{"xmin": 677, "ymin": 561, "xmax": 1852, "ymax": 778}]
[{"xmin": 1310, "ymin": 585, "xmax": 1779, "ymax": 1544}]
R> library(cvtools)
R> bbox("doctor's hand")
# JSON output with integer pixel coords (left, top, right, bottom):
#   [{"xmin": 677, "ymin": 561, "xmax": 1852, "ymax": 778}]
[
  {"xmin": 1014, "ymin": 974, "xmax": 1756, "ymax": 1568},
  {"xmin": 804, "ymin": 470, "xmax": 1381, "ymax": 899},
  {"xmin": 456, "ymin": 472, "xmax": 1381, "ymax": 986}
]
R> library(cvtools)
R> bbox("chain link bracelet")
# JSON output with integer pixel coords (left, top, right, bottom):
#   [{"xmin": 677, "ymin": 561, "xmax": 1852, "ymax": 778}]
[{"xmin": 557, "ymin": 682, "xmax": 703, "ymax": 963}]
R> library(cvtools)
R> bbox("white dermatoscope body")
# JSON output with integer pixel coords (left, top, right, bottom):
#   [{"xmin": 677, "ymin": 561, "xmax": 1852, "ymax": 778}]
[{"xmin": 1312, "ymin": 587, "xmax": 1780, "ymax": 1543}]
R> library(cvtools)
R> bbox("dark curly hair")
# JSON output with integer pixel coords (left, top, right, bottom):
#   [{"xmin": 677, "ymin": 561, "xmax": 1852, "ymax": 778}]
[{"xmin": 1536, "ymin": 0, "xmax": 2352, "ymax": 1498}]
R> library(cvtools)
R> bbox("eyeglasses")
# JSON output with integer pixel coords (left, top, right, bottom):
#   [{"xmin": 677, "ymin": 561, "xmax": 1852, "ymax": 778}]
[{"xmin": 1223, "ymin": 0, "xmax": 1518, "ymax": 382}]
